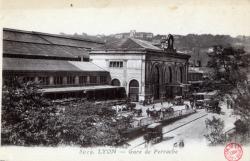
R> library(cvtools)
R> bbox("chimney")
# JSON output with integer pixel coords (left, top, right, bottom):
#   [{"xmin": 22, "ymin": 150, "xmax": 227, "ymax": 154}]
[{"xmin": 161, "ymin": 36, "xmax": 167, "ymax": 50}]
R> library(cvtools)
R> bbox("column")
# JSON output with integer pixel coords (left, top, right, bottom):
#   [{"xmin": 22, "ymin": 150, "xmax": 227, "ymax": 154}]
[
  {"xmin": 87, "ymin": 76, "xmax": 90, "ymax": 85},
  {"xmin": 75, "ymin": 76, "xmax": 79, "ymax": 85},
  {"xmin": 34, "ymin": 76, "xmax": 39, "ymax": 83},
  {"xmin": 139, "ymin": 59, "xmax": 146, "ymax": 102},
  {"xmin": 123, "ymin": 59, "xmax": 128, "ymax": 90},
  {"xmin": 49, "ymin": 76, "xmax": 54, "ymax": 85},
  {"xmin": 63, "ymin": 76, "xmax": 67, "ymax": 85}
]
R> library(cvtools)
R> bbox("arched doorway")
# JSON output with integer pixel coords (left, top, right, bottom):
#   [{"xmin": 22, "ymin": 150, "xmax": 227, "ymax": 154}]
[
  {"xmin": 128, "ymin": 79, "xmax": 139, "ymax": 102},
  {"xmin": 152, "ymin": 65, "xmax": 160, "ymax": 99},
  {"xmin": 111, "ymin": 79, "xmax": 120, "ymax": 86},
  {"xmin": 166, "ymin": 67, "xmax": 173, "ymax": 98},
  {"xmin": 178, "ymin": 67, "xmax": 183, "ymax": 96},
  {"xmin": 169, "ymin": 67, "xmax": 172, "ymax": 83},
  {"xmin": 179, "ymin": 67, "xmax": 183, "ymax": 83}
]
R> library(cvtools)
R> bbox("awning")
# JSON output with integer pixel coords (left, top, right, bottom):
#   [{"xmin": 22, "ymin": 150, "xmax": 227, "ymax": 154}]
[
  {"xmin": 188, "ymin": 81, "xmax": 204, "ymax": 84},
  {"xmin": 40, "ymin": 85, "xmax": 124, "ymax": 94},
  {"xmin": 166, "ymin": 82, "xmax": 191, "ymax": 88}
]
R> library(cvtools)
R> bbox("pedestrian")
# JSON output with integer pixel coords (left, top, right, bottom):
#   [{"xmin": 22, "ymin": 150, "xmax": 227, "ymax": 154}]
[
  {"xmin": 179, "ymin": 140, "xmax": 185, "ymax": 148},
  {"xmin": 190, "ymin": 102, "xmax": 193, "ymax": 109},
  {"xmin": 151, "ymin": 96, "xmax": 154, "ymax": 104},
  {"xmin": 139, "ymin": 108, "xmax": 142, "ymax": 116},
  {"xmin": 146, "ymin": 108, "xmax": 150, "ymax": 117},
  {"xmin": 160, "ymin": 110, "xmax": 163, "ymax": 120}
]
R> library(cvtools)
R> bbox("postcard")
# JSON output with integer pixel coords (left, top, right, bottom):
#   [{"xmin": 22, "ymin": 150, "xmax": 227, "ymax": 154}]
[{"xmin": 1, "ymin": 0, "xmax": 250, "ymax": 161}]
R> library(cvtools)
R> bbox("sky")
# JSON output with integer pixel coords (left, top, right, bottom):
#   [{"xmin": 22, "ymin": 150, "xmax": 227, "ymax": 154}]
[{"xmin": 1, "ymin": 0, "xmax": 250, "ymax": 37}]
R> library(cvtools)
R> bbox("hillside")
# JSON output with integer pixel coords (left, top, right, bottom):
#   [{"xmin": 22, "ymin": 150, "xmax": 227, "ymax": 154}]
[{"xmin": 61, "ymin": 32, "xmax": 250, "ymax": 67}]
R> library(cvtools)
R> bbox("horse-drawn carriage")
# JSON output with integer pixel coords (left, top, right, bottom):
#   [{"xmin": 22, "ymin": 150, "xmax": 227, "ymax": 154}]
[
  {"xmin": 144, "ymin": 123, "xmax": 163, "ymax": 144},
  {"xmin": 173, "ymin": 96, "xmax": 184, "ymax": 105},
  {"xmin": 205, "ymin": 99, "xmax": 221, "ymax": 114},
  {"xmin": 146, "ymin": 105, "xmax": 174, "ymax": 119}
]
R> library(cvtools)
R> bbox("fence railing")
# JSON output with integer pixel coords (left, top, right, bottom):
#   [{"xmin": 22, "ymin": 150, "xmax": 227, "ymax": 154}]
[{"xmin": 133, "ymin": 109, "xmax": 195, "ymax": 128}]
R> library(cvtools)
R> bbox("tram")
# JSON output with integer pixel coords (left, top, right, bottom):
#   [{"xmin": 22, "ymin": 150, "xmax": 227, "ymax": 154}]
[{"xmin": 143, "ymin": 123, "xmax": 163, "ymax": 144}]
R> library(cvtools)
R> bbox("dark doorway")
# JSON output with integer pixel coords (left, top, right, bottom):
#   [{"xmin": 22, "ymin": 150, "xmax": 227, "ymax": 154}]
[
  {"xmin": 152, "ymin": 65, "xmax": 160, "ymax": 99},
  {"xmin": 111, "ymin": 79, "xmax": 120, "ymax": 86},
  {"xmin": 179, "ymin": 67, "xmax": 183, "ymax": 95},
  {"xmin": 128, "ymin": 79, "xmax": 139, "ymax": 102},
  {"xmin": 167, "ymin": 67, "xmax": 173, "ymax": 98},
  {"xmin": 180, "ymin": 67, "xmax": 183, "ymax": 83}
]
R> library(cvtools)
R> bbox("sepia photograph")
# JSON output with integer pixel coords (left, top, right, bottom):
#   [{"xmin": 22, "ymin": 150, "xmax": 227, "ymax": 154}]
[{"xmin": 0, "ymin": 0, "xmax": 250, "ymax": 161}]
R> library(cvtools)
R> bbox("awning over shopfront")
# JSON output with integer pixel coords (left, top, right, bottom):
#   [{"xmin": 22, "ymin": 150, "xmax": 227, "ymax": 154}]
[
  {"xmin": 166, "ymin": 82, "xmax": 191, "ymax": 88},
  {"xmin": 40, "ymin": 85, "xmax": 124, "ymax": 94},
  {"xmin": 188, "ymin": 81, "xmax": 204, "ymax": 84},
  {"xmin": 41, "ymin": 85, "xmax": 126, "ymax": 100}
]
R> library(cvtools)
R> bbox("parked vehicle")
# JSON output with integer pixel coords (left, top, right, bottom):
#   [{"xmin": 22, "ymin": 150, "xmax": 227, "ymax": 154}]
[
  {"xmin": 205, "ymin": 99, "xmax": 221, "ymax": 114},
  {"xmin": 192, "ymin": 91, "xmax": 218, "ymax": 108},
  {"xmin": 144, "ymin": 123, "xmax": 163, "ymax": 144}
]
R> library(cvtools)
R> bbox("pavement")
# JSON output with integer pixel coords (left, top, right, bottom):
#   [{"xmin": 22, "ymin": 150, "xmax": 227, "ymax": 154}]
[
  {"xmin": 128, "ymin": 109, "xmax": 207, "ymax": 148},
  {"xmin": 128, "ymin": 100, "xmax": 238, "ymax": 149}
]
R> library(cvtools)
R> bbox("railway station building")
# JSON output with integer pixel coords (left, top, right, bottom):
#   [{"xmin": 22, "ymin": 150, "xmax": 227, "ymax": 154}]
[
  {"xmin": 90, "ymin": 35, "xmax": 191, "ymax": 102},
  {"xmin": 2, "ymin": 28, "xmax": 126, "ymax": 100}
]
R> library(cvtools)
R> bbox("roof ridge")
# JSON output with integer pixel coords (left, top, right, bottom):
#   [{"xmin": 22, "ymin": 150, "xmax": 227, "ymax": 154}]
[
  {"xmin": 34, "ymin": 33, "xmax": 54, "ymax": 44},
  {"xmin": 3, "ymin": 28, "xmax": 104, "ymax": 44},
  {"xmin": 4, "ymin": 39, "xmax": 90, "ymax": 49},
  {"xmin": 129, "ymin": 38, "xmax": 145, "ymax": 47},
  {"xmin": 129, "ymin": 37, "xmax": 161, "ymax": 50},
  {"xmin": 89, "ymin": 61, "xmax": 108, "ymax": 72}
]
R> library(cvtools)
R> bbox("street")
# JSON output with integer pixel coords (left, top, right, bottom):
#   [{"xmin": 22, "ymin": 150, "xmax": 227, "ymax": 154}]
[{"xmin": 128, "ymin": 101, "xmax": 237, "ymax": 149}]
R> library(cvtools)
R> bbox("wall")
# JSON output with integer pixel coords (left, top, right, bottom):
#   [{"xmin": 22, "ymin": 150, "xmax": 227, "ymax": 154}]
[
  {"xmin": 2, "ymin": 71, "xmax": 110, "ymax": 88},
  {"xmin": 90, "ymin": 53, "xmax": 145, "ymax": 96},
  {"xmin": 144, "ymin": 52, "xmax": 189, "ymax": 100},
  {"xmin": 90, "ymin": 51, "xmax": 189, "ymax": 102}
]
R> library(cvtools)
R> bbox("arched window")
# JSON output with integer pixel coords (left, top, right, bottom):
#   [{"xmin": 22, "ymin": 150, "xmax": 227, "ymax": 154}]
[
  {"xmin": 128, "ymin": 79, "xmax": 139, "ymax": 102},
  {"xmin": 152, "ymin": 65, "xmax": 160, "ymax": 99},
  {"xmin": 111, "ymin": 79, "xmax": 120, "ymax": 86},
  {"xmin": 180, "ymin": 67, "xmax": 183, "ymax": 83}
]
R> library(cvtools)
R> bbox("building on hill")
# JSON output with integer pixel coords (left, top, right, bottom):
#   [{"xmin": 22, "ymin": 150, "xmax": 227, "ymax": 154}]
[
  {"xmin": 113, "ymin": 30, "xmax": 154, "ymax": 41},
  {"xmin": 90, "ymin": 35, "xmax": 191, "ymax": 102},
  {"xmin": 2, "ymin": 28, "xmax": 126, "ymax": 100}
]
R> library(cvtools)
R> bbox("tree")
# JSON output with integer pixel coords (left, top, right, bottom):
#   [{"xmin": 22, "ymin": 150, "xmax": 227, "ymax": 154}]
[
  {"xmin": 1, "ymin": 79, "xmax": 60, "ymax": 145},
  {"xmin": 207, "ymin": 46, "xmax": 248, "ymax": 91},
  {"xmin": 204, "ymin": 116, "xmax": 225, "ymax": 145},
  {"xmin": 234, "ymin": 119, "xmax": 248, "ymax": 135},
  {"xmin": 1, "ymin": 78, "xmax": 132, "ymax": 146},
  {"xmin": 57, "ymin": 100, "xmax": 132, "ymax": 146},
  {"xmin": 207, "ymin": 45, "xmax": 250, "ymax": 140}
]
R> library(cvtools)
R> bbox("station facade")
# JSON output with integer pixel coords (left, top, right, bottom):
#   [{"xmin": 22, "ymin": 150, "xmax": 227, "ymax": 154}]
[{"xmin": 90, "ymin": 36, "xmax": 191, "ymax": 102}]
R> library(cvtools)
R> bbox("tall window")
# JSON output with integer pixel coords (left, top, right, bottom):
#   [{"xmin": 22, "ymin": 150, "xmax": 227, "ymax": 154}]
[
  {"xmin": 109, "ymin": 61, "xmax": 123, "ymax": 68},
  {"xmin": 90, "ymin": 76, "xmax": 97, "ymax": 84},
  {"xmin": 54, "ymin": 76, "xmax": 63, "ymax": 85},
  {"xmin": 169, "ymin": 67, "xmax": 172, "ymax": 83},
  {"xmin": 67, "ymin": 76, "xmax": 75, "ymax": 84},
  {"xmin": 100, "ymin": 76, "xmax": 107, "ymax": 84},
  {"xmin": 79, "ymin": 76, "xmax": 87, "ymax": 84},
  {"xmin": 180, "ymin": 67, "xmax": 183, "ymax": 83},
  {"xmin": 38, "ymin": 76, "xmax": 49, "ymax": 85},
  {"xmin": 23, "ymin": 77, "xmax": 35, "ymax": 83}
]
